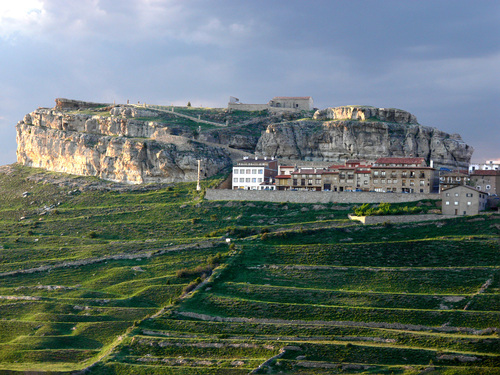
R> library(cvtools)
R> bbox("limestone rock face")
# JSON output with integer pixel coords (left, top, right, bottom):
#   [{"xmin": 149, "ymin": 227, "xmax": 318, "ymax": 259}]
[
  {"xmin": 256, "ymin": 111, "xmax": 473, "ymax": 169},
  {"xmin": 16, "ymin": 102, "xmax": 474, "ymax": 183},
  {"xmin": 313, "ymin": 106, "xmax": 418, "ymax": 124},
  {"xmin": 16, "ymin": 108, "xmax": 232, "ymax": 184}
]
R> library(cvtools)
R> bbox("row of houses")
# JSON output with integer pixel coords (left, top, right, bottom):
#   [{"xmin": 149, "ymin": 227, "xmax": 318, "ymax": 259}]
[
  {"xmin": 232, "ymin": 157, "xmax": 439, "ymax": 194},
  {"xmin": 230, "ymin": 156, "xmax": 499, "ymax": 216},
  {"xmin": 232, "ymin": 156, "xmax": 500, "ymax": 196}
]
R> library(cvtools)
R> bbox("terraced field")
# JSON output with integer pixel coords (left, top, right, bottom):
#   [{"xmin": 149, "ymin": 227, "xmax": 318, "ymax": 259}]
[{"xmin": 0, "ymin": 164, "xmax": 499, "ymax": 374}]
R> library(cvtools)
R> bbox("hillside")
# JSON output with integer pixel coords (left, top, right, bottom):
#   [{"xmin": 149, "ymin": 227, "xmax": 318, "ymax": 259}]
[
  {"xmin": 0, "ymin": 164, "xmax": 498, "ymax": 374},
  {"xmin": 15, "ymin": 100, "xmax": 473, "ymax": 184}
]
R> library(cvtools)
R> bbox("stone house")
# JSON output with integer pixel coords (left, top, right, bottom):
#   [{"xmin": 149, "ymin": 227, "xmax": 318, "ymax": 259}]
[
  {"xmin": 290, "ymin": 168, "xmax": 327, "ymax": 191},
  {"xmin": 469, "ymin": 170, "xmax": 500, "ymax": 196},
  {"xmin": 370, "ymin": 157, "xmax": 437, "ymax": 193},
  {"xmin": 268, "ymin": 97, "xmax": 314, "ymax": 111},
  {"xmin": 232, "ymin": 157, "xmax": 278, "ymax": 190},
  {"xmin": 228, "ymin": 96, "xmax": 313, "ymax": 112},
  {"xmin": 441, "ymin": 185, "xmax": 488, "ymax": 216},
  {"xmin": 439, "ymin": 171, "xmax": 470, "ymax": 192}
]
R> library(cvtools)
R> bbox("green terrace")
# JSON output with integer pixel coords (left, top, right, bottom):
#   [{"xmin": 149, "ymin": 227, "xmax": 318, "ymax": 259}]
[{"xmin": 0, "ymin": 164, "xmax": 498, "ymax": 374}]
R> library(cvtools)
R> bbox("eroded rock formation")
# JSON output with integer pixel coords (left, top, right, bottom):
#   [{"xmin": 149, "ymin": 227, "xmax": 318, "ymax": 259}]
[
  {"xmin": 16, "ymin": 101, "xmax": 474, "ymax": 183},
  {"xmin": 256, "ymin": 106, "xmax": 473, "ymax": 169},
  {"xmin": 16, "ymin": 103, "xmax": 232, "ymax": 184}
]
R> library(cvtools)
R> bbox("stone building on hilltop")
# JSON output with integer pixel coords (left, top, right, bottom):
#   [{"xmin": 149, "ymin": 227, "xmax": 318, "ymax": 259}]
[{"xmin": 227, "ymin": 96, "xmax": 314, "ymax": 112}]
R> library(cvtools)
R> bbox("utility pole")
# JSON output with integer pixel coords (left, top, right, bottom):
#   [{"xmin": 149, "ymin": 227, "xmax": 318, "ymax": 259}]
[{"xmin": 196, "ymin": 160, "xmax": 201, "ymax": 191}]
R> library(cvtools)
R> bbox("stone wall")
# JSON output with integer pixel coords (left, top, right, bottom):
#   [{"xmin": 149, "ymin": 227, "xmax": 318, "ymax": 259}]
[
  {"xmin": 227, "ymin": 103, "xmax": 303, "ymax": 113},
  {"xmin": 205, "ymin": 189, "xmax": 439, "ymax": 204},
  {"xmin": 348, "ymin": 214, "xmax": 454, "ymax": 224},
  {"xmin": 227, "ymin": 103, "xmax": 270, "ymax": 112}
]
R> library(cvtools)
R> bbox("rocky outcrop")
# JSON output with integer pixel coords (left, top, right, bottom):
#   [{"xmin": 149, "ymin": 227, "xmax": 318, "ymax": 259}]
[
  {"xmin": 55, "ymin": 98, "xmax": 109, "ymax": 110},
  {"xmin": 256, "ymin": 107, "xmax": 473, "ymax": 169},
  {"xmin": 17, "ymin": 107, "xmax": 232, "ymax": 184},
  {"xmin": 15, "ymin": 102, "xmax": 474, "ymax": 183},
  {"xmin": 313, "ymin": 106, "xmax": 418, "ymax": 124}
]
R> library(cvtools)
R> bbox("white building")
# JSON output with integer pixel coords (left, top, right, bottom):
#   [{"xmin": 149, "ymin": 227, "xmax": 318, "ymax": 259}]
[
  {"xmin": 469, "ymin": 160, "xmax": 500, "ymax": 173},
  {"xmin": 232, "ymin": 157, "xmax": 278, "ymax": 190}
]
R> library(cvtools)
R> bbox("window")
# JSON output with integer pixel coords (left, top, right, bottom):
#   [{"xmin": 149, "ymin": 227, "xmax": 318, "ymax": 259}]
[
  {"xmin": 381, "ymin": 171, "xmax": 386, "ymax": 177},
  {"xmin": 293, "ymin": 179, "xmax": 297, "ymax": 185},
  {"xmin": 258, "ymin": 169, "xmax": 263, "ymax": 174},
  {"xmin": 315, "ymin": 179, "xmax": 321, "ymax": 184},
  {"xmin": 234, "ymin": 169, "xmax": 238, "ymax": 174},
  {"xmin": 410, "ymin": 180, "xmax": 415, "ymax": 186},
  {"xmin": 477, "ymin": 186, "xmax": 481, "ymax": 190},
  {"xmin": 240, "ymin": 178, "xmax": 244, "ymax": 182},
  {"xmin": 446, "ymin": 193, "xmax": 450, "ymax": 197},
  {"xmin": 233, "ymin": 178, "xmax": 237, "ymax": 182},
  {"xmin": 246, "ymin": 178, "xmax": 250, "ymax": 182},
  {"xmin": 445, "ymin": 201, "xmax": 450, "ymax": 205},
  {"xmin": 455, "ymin": 193, "xmax": 459, "ymax": 196},
  {"xmin": 252, "ymin": 178, "xmax": 256, "ymax": 182},
  {"xmin": 467, "ymin": 202, "xmax": 472, "ymax": 206},
  {"xmin": 373, "ymin": 171, "xmax": 379, "ymax": 177},
  {"xmin": 381, "ymin": 179, "xmax": 386, "ymax": 184},
  {"xmin": 252, "ymin": 169, "xmax": 257, "ymax": 174},
  {"xmin": 420, "ymin": 180, "xmax": 425, "ymax": 186},
  {"xmin": 466, "ymin": 193, "xmax": 473, "ymax": 197},
  {"xmin": 308, "ymin": 179, "xmax": 313, "ymax": 185},
  {"xmin": 246, "ymin": 169, "xmax": 250, "ymax": 174},
  {"xmin": 486, "ymin": 185, "xmax": 491, "ymax": 190},
  {"xmin": 364, "ymin": 180, "xmax": 368, "ymax": 185},
  {"xmin": 258, "ymin": 178, "xmax": 262, "ymax": 183},
  {"xmin": 454, "ymin": 201, "xmax": 458, "ymax": 205}
]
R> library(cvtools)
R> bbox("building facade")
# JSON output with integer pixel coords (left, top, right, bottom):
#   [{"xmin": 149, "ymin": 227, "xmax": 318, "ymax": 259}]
[
  {"xmin": 232, "ymin": 157, "xmax": 278, "ymax": 190},
  {"xmin": 268, "ymin": 97, "xmax": 314, "ymax": 111},
  {"xmin": 439, "ymin": 171, "xmax": 470, "ymax": 192},
  {"xmin": 469, "ymin": 160, "xmax": 500, "ymax": 173},
  {"xmin": 370, "ymin": 157, "xmax": 437, "ymax": 193},
  {"xmin": 272, "ymin": 158, "xmax": 437, "ymax": 193},
  {"xmin": 227, "ymin": 96, "xmax": 314, "ymax": 112},
  {"xmin": 469, "ymin": 170, "xmax": 500, "ymax": 196},
  {"xmin": 441, "ymin": 185, "xmax": 488, "ymax": 216}
]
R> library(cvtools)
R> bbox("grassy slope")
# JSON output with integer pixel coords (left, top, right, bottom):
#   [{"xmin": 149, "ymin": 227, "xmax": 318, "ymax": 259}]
[{"xmin": 0, "ymin": 164, "xmax": 499, "ymax": 374}]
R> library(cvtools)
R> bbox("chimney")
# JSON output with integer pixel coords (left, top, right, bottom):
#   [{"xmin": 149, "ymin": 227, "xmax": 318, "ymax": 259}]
[{"xmin": 430, "ymin": 160, "xmax": 434, "ymax": 168}]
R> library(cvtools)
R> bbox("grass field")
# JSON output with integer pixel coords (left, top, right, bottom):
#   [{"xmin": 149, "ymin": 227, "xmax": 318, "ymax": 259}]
[{"xmin": 0, "ymin": 164, "xmax": 499, "ymax": 374}]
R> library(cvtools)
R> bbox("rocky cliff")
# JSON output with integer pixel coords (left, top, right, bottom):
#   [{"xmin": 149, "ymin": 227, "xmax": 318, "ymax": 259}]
[
  {"xmin": 256, "ymin": 106, "xmax": 473, "ymax": 169},
  {"xmin": 16, "ymin": 102, "xmax": 233, "ymax": 184},
  {"xmin": 16, "ymin": 101, "xmax": 474, "ymax": 183}
]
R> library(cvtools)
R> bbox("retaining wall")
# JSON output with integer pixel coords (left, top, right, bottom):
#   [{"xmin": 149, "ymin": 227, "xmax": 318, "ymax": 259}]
[
  {"xmin": 205, "ymin": 189, "xmax": 439, "ymax": 204},
  {"xmin": 348, "ymin": 214, "xmax": 454, "ymax": 225}
]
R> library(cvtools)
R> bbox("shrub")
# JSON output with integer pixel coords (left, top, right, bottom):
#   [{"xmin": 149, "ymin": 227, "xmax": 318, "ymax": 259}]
[{"xmin": 183, "ymin": 277, "xmax": 202, "ymax": 294}]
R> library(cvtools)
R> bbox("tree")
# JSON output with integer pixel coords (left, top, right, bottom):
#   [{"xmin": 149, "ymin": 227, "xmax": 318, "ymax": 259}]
[{"xmin": 187, "ymin": 101, "xmax": 192, "ymax": 107}]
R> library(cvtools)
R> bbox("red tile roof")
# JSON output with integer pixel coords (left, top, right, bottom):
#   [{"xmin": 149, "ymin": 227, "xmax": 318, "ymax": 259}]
[
  {"xmin": 275, "ymin": 175, "xmax": 291, "ymax": 179},
  {"xmin": 471, "ymin": 170, "xmax": 500, "ymax": 176}
]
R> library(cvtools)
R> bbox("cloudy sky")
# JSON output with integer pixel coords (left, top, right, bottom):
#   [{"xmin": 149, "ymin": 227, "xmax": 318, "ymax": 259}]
[{"xmin": 1, "ymin": 0, "xmax": 499, "ymax": 165}]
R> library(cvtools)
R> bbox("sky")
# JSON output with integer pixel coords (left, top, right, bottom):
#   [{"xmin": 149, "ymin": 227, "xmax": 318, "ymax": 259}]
[{"xmin": 1, "ymin": 0, "xmax": 499, "ymax": 165}]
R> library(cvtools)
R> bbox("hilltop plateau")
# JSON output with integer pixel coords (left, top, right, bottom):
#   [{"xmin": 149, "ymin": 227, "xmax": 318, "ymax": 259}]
[
  {"xmin": 15, "ymin": 99, "xmax": 473, "ymax": 184},
  {"xmin": 0, "ymin": 164, "xmax": 498, "ymax": 374}
]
